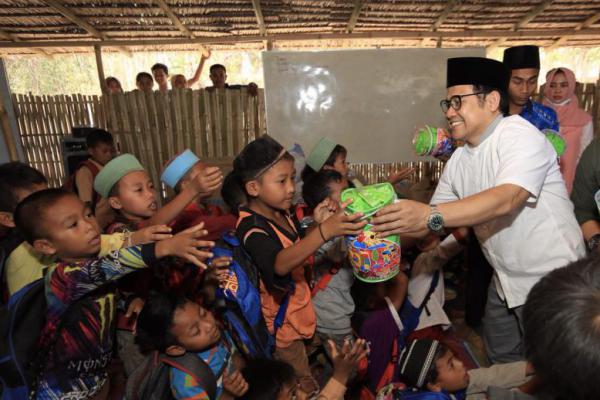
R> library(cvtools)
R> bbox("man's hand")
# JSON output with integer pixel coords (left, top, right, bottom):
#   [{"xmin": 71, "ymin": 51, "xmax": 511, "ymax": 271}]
[
  {"xmin": 371, "ymin": 199, "xmax": 430, "ymax": 238},
  {"xmin": 155, "ymin": 223, "xmax": 214, "ymax": 269}
]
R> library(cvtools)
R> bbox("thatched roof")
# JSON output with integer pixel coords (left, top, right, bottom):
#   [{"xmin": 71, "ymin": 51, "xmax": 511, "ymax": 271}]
[{"xmin": 0, "ymin": 0, "xmax": 598, "ymax": 55}]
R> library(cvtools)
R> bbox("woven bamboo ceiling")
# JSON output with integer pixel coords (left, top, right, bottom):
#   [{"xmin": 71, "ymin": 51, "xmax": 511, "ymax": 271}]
[{"xmin": 0, "ymin": 0, "xmax": 599, "ymax": 55}]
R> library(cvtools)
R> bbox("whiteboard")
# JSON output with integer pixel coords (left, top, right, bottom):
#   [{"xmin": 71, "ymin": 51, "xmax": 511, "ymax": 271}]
[{"xmin": 262, "ymin": 48, "xmax": 485, "ymax": 163}]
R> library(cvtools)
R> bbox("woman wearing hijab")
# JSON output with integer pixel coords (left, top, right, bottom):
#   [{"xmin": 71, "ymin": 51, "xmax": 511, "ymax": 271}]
[{"xmin": 543, "ymin": 67, "xmax": 594, "ymax": 193}]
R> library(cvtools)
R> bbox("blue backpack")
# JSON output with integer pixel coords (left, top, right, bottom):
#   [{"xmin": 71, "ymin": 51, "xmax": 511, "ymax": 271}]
[
  {"xmin": 0, "ymin": 279, "xmax": 48, "ymax": 399},
  {"xmin": 211, "ymin": 232, "xmax": 290, "ymax": 360},
  {"xmin": 377, "ymin": 384, "xmax": 462, "ymax": 400}
]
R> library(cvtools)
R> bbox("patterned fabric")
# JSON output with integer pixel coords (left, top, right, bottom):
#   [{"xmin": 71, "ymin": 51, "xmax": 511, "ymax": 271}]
[
  {"xmin": 519, "ymin": 100, "xmax": 559, "ymax": 132},
  {"xmin": 36, "ymin": 244, "xmax": 154, "ymax": 399},
  {"xmin": 169, "ymin": 334, "xmax": 235, "ymax": 400}
]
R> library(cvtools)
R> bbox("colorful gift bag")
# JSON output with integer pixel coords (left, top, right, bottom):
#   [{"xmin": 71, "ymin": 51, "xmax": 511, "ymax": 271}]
[
  {"xmin": 412, "ymin": 126, "xmax": 454, "ymax": 158},
  {"xmin": 342, "ymin": 183, "xmax": 401, "ymax": 283}
]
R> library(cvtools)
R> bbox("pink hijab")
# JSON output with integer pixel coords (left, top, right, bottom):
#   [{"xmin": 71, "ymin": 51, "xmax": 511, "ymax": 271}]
[{"xmin": 543, "ymin": 67, "xmax": 592, "ymax": 193}]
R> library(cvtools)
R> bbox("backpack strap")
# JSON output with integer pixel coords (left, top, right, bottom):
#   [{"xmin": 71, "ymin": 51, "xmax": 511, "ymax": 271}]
[
  {"xmin": 273, "ymin": 281, "xmax": 295, "ymax": 338},
  {"xmin": 80, "ymin": 159, "xmax": 101, "ymax": 178},
  {"xmin": 161, "ymin": 353, "xmax": 219, "ymax": 400},
  {"xmin": 80, "ymin": 160, "xmax": 101, "ymax": 208},
  {"xmin": 236, "ymin": 209, "xmax": 299, "ymax": 341},
  {"xmin": 310, "ymin": 262, "xmax": 341, "ymax": 297},
  {"xmin": 417, "ymin": 270, "xmax": 440, "ymax": 319},
  {"xmin": 376, "ymin": 338, "xmax": 398, "ymax": 392},
  {"xmin": 400, "ymin": 269, "xmax": 441, "ymax": 339},
  {"xmin": 373, "ymin": 272, "xmax": 441, "ymax": 394}
]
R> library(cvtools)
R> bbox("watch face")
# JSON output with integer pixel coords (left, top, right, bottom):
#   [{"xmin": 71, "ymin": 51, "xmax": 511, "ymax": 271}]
[{"xmin": 428, "ymin": 213, "xmax": 444, "ymax": 232}]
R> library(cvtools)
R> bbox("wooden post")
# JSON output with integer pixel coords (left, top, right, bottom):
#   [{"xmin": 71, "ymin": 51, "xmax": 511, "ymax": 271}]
[
  {"xmin": 94, "ymin": 45, "xmax": 107, "ymax": 95},
  {"xmin": 0, "ymin": 57, "xmax": 23, "ymax": 162}
]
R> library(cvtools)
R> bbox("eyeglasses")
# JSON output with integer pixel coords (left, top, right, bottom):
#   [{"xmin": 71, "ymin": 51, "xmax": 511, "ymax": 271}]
[{"xmin": 440, "ymin": 92, "xmax": 483, "ymax": 113}]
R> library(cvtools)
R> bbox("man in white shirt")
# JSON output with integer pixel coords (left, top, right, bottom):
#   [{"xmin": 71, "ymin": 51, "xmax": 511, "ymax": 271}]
[{"xmin": 372, "ymin": 57, "xmax": 585, "ymax": 363}]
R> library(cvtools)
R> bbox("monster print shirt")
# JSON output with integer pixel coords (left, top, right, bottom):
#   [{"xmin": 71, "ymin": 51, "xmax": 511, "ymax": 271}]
[{"xmin": 35, "ymin": 244, "xmax": 156, "ymax": 399}]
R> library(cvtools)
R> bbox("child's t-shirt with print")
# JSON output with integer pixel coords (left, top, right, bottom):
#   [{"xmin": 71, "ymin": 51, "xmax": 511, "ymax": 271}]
[
  {"xmin": 36, "ymin": 244, "xmax": 156, "ymax": 399},
  {"xmin": 169, "ymin": 332, "xmax": 236, "ymax": 400}
]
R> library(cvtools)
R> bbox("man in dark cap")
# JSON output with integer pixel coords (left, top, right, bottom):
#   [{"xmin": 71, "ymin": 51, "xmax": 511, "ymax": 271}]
[
  {"xmin": 503, "ymin": 45, "xmax": 559, "ymax": 132},
  {"xmin": 371, "ymin": 57, "xmax": 585, "ymax": 363}
]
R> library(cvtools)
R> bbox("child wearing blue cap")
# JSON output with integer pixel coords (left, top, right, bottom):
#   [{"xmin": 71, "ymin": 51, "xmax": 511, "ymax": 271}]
[
  {"xmin": 94, "ymin": 153, "xmax": 222, "ymax": 234},
  {"xmin": 161, "ymin": 149, "xmax": 236, "ymax": 240},
  {"xmin": 93, "ymin": 153, "xmax": 227, "ymax": 376}
]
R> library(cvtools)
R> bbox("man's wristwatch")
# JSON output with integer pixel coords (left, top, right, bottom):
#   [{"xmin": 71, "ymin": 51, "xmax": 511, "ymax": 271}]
[
  {"xmin": 587, "ymin": 233, "xmax": 600, "ymax": 252},
  {"xmin": 427, "ymin": 206, "xmax": 445, "ymax": 233}
]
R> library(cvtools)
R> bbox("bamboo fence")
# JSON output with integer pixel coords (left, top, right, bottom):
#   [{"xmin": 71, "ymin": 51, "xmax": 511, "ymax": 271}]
[{"xmin": 11, "ymin": 81, "xmax": 599, "ymax": 193}]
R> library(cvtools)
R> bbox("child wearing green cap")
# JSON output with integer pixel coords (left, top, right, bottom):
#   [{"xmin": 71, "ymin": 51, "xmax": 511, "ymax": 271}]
[
  {"xmin": 301, "ymin": 137, "xmax": 414, "ymax": 191},
  {"xmin": 94, "ymin": 153, "xmax": 227, "ymax": 375},
  {"xmin": 94, "ymin": 153, "xmax": 222, "ymax": 234}
]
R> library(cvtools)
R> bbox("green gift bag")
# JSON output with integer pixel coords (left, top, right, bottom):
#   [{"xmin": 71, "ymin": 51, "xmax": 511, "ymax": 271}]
[{"xmin": 342, "ymin": 183, "xmax": 401, "ymax": 283}]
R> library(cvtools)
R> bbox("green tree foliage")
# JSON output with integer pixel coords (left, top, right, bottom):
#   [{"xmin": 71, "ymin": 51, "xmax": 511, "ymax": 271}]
[
  {"xmin": 5, "ymin": 49, "xmax": 264, "ymax": 95},
  {"xmin": 5, "ymin": 47, "xmax": 598, "ymax": 96}
]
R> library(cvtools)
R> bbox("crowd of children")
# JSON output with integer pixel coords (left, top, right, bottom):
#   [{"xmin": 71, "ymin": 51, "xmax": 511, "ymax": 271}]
[{"xmin": 1, "ymin": 128, "xmax": 557, "ymax": 400}]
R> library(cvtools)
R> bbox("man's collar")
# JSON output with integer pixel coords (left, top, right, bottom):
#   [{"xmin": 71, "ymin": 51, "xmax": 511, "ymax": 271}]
[
  {"xmin": 468, "ymin": 113, "xmax": 503, "ymax": 147},
  {"xmin": 479, "ymin": 114, "xmax": 504, "ymax": 143}
]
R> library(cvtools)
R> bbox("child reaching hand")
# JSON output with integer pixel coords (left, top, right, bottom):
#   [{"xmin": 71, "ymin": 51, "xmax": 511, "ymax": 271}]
[
  {"xmin": 94, "ymin": 153, "xmax": 223, "ymax": 234},
  {"xmin": 13, "ymin": 189, "xmax": 214, "ymax": 399},
  {"xmin": 223, "ymin": 136, "xmax": 367, "ymax": 396},
  {"xmin": 161, "ymin": 149, "xmax": 237, "ymax": 240},
  {"xmin": 240, "ymin": 338, "xmax": 369, "ymax": 400}
]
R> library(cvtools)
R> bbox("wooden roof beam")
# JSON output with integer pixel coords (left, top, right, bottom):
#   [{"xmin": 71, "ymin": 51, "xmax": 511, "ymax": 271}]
[
  {"xmin": 155, "ymin": 0, "xmax": 194, "ymax": 38},
  {"xmin": 0, "ymin": 28, "xmax": 598, "ymax": 49},
  {"xmin": 251, "ymin": 0, "xmax": 266, "ymax": 36},
  {"xmin": 488, "ymin": 0, "xmax": 554, "ymax": 49},
  {"xmin": 421, "ymin": 0, "xmax": 461, "ymax": 46},
  {"xmin": 347, "ymin": 0, "xmax": 364, "ymax": 33},
  {"xmin": 0, "ymin": 30, "xmax": 53, "ymax": 58},
  {"xmin": 43, "ymin": 0, "xmax": 105, "ymax": 39},
  {"xmin": 41, "ymin": 0, "xmax": 131, "ymax": 55},
  {"xmin": 550, "ymin": 12, "xmax": 600, "ymax": 49}
]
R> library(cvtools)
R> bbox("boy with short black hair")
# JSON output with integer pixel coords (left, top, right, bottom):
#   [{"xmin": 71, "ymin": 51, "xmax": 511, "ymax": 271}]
[
  {"xmin": 14, "ymin": 188, "xmax": 213, "ymax": 399},
  {"xmin": 397, "ymin": 339, "xmax": 532, "ymax": 400},
  {"xmin": 301, "ymin": 170, "xmax": 356, "ymax": 352},
  {"xmin": 240, "ymin": 339, "xmax": 368, "ymax": 400},
  {"xmin": 0, "ymin": 162, "xmax": 47, "ymax": 300},
  {"xmin": 136, "ymin": 72, "xmax": 154, "ymax": 92},
  {"xmin": 207, "ymin": 63, "xmax": 258, "ymax": 96},
  {"xmin": 135, "ymin": 292, "xmax": 248, "ymax": 400},
  {"xmin": 75, "ymin": 128, "xmax": 115, "ymax": 207},
  {"xmin": 152, "ymin": 63, "xmax": 169, "ymax": 92},
  {"xmin": 74, "ymin": 128, "xmax": 116, "ymax": 227},
  {"xmin": 0, "ymin": 161, "xmax": 47, "ymax": 238}
]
